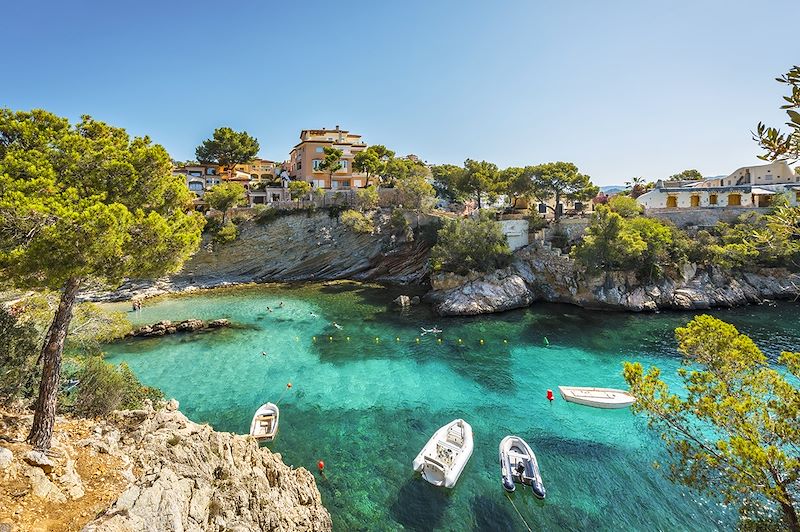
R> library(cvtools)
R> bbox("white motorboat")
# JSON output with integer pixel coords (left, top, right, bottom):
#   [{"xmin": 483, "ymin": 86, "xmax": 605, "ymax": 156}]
[
  {"xmin": 412, "ymin": 419, "xmax": 473, "ymax": 488},
  {"xmin": 558, "ymin": 386, "xmax": 636, "ymax": 409},
  {"xmin": 249, "ymin": 402, "xmax": 279, "ymax": 441},
  {"xmin": 499, "ymin": 435, "xmax": 545, "ymax": 498}
]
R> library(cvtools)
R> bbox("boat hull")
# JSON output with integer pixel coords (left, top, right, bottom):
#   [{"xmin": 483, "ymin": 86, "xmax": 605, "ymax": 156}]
[
  {"xmin": 558, "ymin": 386, "xmax": 635, "ymax": 409},
  {"xmin": 250, "ymin": 402, "xmax": 280, "ymax": 441},
  {"xmin": 413, "ymin": 419, "xmax": 473, "ymax": 489},
  {"xmin": 499, "ymin": 435, "xmax": 545, "ymax": 499}
]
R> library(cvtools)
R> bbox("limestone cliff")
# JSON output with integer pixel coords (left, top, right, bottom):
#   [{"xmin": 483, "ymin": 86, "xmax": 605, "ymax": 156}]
[
  {"xmin": 427, "ymin": 243, "xmax": 800, "ymax": 315},
  {"xmin": 0, "ymin": 404, "xmax": 331, "ymax": 532},
  {"xmin": 91, "ymin": 210, "xmax": 432, "ymax": 301}
]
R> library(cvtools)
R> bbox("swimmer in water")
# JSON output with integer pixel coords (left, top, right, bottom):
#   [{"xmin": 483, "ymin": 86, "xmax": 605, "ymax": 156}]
[
  {"xmin": 261, "ymin": 351, "xmax": 268, "ymax": 357},
  {"xmin": 333, "ymin": 322, "xmax": 343, "ymax": 330}
]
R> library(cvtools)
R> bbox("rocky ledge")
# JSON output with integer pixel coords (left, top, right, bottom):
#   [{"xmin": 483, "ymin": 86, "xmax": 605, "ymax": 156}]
[
  {"xmin": 0, "ymin": 403, "xmax": 331, "ymax": 532},
  {"xmin": 427, "ymin": 244, "xmax": 800, "ymax": 315},
  {"xmin": 128, "ymin": 319, "xmax": 231, "ymax": 338}
]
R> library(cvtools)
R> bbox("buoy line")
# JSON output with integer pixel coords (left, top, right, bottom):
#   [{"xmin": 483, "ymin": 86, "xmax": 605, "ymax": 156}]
[{"xmin": 505, "ymin": 492, "xmax": 533, "ymax": 532}]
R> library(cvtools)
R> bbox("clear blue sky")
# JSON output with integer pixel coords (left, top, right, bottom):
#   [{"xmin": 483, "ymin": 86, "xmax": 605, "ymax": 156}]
[{"xmin": 3, "ymin": 1, "xmax": 797, "ymax": 185}]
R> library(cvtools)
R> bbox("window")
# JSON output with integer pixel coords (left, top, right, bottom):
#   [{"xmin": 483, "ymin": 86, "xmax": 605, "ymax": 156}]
[
  {"xmin": 188, "ymin": 182, "xmax": 203, "ymax": 191},
  {"xmin": 340, "ymin": 180, "xmax": 350, "ymax": 188},
  {"xmin": 297, "ymin": 161, "xmax": 302, "ymax": 170},
  {"xmin": 312, "ymin": 159, "xmax": 322, "ymax": 170},
  {"xmin": 666, "ymin": 196, "xmax": 677, "ymax": 208},
  {"xmin": 340, "ymin": 160, "xmax": 348, "ymax": 171},
  {"xmin": 796, "ymin": 192, "xmax": 800, "ymax": 203},
  {"xmin": 728, "ymin": 193, "xmax": 741, "ymax": 206},
  {"xmin": 709, "ymin": 194, "xmax": 718, "ymax": 205},
  {"xmin": 690, "ymin": 195, "xmax": 700, "ymax": 207},
  {"xmin": 207, "ymin": 168, "xmax": 216, "ymax": 175},
  {"xmin": 538, "ymin": 203, "xmax": 547, "ymax": 214},
  {"xmin": 315, "ymin": 147, "xmax": 324, "ymax": 153},
  {"xmin": 188, "ymin": 171, "xmax": 202, "ymax": 177}
]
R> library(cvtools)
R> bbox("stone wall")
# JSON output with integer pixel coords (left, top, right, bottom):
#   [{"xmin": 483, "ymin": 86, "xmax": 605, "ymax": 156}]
[
  {"xmin": 498, "ymin": 219, "xmax": 530, "ymax": 250},
  {"xmin": 645, "ymin": 207, "xmax": 771, "ymax": 228}
]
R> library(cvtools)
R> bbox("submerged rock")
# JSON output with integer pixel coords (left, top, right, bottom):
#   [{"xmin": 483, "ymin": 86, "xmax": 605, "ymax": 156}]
[
  {"xmin": 129, "ymin": 318, "xmax": 231, "ymax": 338},
  {"xmin": 393, "ymin": 295, "xmax": 411, "ymax": 307}
]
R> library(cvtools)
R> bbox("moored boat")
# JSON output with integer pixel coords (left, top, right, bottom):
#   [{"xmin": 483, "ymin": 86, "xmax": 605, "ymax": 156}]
[
  {"xmin": 412, "ymin": 419, "xmax": 473, "ymax": 488},
  {"xmin": 249, "ymin": 402, "xmax": 280, "ymax": 441},
  {"xmin": 558, "ymin": 386, "xmax": 636, "ymax": 409},
  {"xmin": 499, "ymin": 435, "xmax": 545, "ymax": 498}
]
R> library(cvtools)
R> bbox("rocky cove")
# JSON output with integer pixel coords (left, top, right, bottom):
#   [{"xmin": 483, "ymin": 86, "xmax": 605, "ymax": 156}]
[
  {"xmin": 87, "ymin": 210, "xmax": 800, "ymax": 316},
  {"xmin": 0, "ymin": 402, "xmax": 331, "ymax": 531}
]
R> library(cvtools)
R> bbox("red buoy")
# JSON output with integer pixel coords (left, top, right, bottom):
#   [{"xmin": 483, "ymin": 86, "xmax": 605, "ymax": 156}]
[
  {"xmin": 317, "ymin": 460, "xmax": 325, "ymax": 471},
  {"xmin": 287, "ymin": 383, "xmax": 292, "ymax": 389},
  {"xmin": 546, "ymin": 389, "xmax": 554, "ymax": 402}
]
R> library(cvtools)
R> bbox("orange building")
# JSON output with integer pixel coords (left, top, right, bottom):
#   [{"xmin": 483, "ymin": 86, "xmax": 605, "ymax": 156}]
[{"xmin": 288, "ymin": 126, "xmax": 368, "ymax": 189}]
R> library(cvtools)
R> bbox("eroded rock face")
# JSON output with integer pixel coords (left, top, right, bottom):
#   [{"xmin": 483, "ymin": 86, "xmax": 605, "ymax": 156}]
[
  {"xmin": 84, "ymin": 408, "xmax": 331, "ymax": 532},
  {"xmin": 428, "ymin": 244, "xmax": 800, "ymax": 315}
]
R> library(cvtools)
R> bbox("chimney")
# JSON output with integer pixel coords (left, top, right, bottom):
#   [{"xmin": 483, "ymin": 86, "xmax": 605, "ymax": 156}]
[{"xmin": 335, "ymin": 125, "xmax": 340, "ymax": 131}]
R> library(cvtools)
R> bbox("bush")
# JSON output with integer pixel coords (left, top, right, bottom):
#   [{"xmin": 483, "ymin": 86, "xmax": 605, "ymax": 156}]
[
  {"xmin": 66, "ymin": 357, "xmax": 163, "ymax": 418},
  {"xmin": 431, "ymin": 211, "xmax": 512, "ymax": 274},
  {"xmin": 0, "ymin": 307, "xmax": 40, "ymax": 404},
  {"xmin": 390, "ymin": 208, "xmax": 412, "ymax": 238},
  {"xmin": 214, "ymin": 221, "xmax": 238, "ymax": 244},
  {"xmin": 253, "ymin": 205, "xmax": 278, "ymax": 225},
  {"xmin": 288, "ymin": 180, "xmax": 311, "ymax": 200},
  {"xmin": 356, "ymin": 186, "xmax": 379, "ymax": 210},
  {"xmin": 340, "ymin": 210, "xmax": 375, "ymax": 234},
  {"xmin": 607, "ymin": 195, "xmax": 643, "ymax": 217},
  {"xmin": 528, "ymin": 214, "xmax": 549, "ymax": 232}
]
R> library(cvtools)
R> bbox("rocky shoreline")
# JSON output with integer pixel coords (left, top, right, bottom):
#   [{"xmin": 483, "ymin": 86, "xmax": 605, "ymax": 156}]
[
  {"xmin": 0, "ymin": 403, "xmax": 331, "ymax": 531},
  {"xmin": 426, "ymin": 243, "xmax": 800, "ymax": 315},
  {"xmin": 128, "ymin": 318, "xmax": 231, "ymax": 338}
]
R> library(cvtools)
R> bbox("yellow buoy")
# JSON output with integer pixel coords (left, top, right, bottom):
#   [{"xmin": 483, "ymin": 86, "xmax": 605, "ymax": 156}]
[
  {"xmin": 396, "ymin": 337, "xmax": 400, "ymax": 342},
  {"xmin": 312, "ymin": 336, "xmax": 317, "ymax": 342},
  {"xmin": 458, "ymin": 338, "xmax": 462, "ymax": 343},
  {"xmin": 503, "ymin": 339, "xmax": 508, "ymax": 344},
  {"xmin": 328, "ymin": 336, "xmax": 332, "ymax": 341},
  {"xmin": 346, "ymin": 336, "xmax": 350, "ymax": 341},
  {"xmin": 415, "ymin": 337, "xmax": 420, "ymax": 343},
  {"xmin": 437, "ymin": 338, "xmax": 442, "ymax": 343},
  {"xmin": 480, "ymin": 339, "xmax": 484, "ymax": 345}
]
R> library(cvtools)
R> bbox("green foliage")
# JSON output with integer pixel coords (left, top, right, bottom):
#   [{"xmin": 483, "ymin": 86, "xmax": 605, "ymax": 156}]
[
  {"xmin": 431, "ymin": 164, "xmax": 466, "ymax": 202},
  {"xmin": 754, "ymin": 65, "xmax": 800, "ymax": 163},
  {"xmin": 527, "ymin": 213, "xmax": 549, "ymax": 232},
  {"xmin": 66, "ymin": 358, "xmax": 164, "ymax": 418},
  {"xmin": 382, "ymin": 157, "xmax": 427, "ymax": 188},
  {"xmin": 0, "ymin": 110, "xmax": 205, "ymax": 291},
  {"xmin": 252, "ymin": 205, "xmax": 278, "ymax": 225},
  {"xmin": 318, "ymin": 146, "xmax": 343, "ymax": 178},
  {"xmin": 353, "ymin": 145, "xmax": 395, "ymax": 187},
  {"xmin": 390, "ymin": 208, "xmax": 412, "ymax": 239},
  {"xmin": 623, "ymin": 315, "xmax": 800, "ymax": 530},
  {"xmin": 523, "ymin": 162, "xmax": 599, "ymax": 220},
  {"xmin": 607, "ymin": 195, "xmax": 643, "ymax": 217},
  {"xmin": 459, "ymin": 159, "xmax": 500, "ymax": 208},
  {"xmin": 431, "ymin": 211, "xmax": 512, "ymax": 274},
  {"xmin": 213, "ymin": 221, "xmax": 238, "ymax": 244},
  {"xmin": 395, "ymin": 173, "xmax": 436, "ymax": 211},
  {"xmin": 667, "ymin": 169, "xmax": 704, "ymax": 181},
  {"xmin": 288, "ymin": 180, "xmax": 312, "ymax": 200},
  {"xmin": 340, "ymin": 210, "xmax": 375, "ymax": 234},
  {"xmin": 356, "ymin": 185, "xmax": 379, "ymax": 210},
  {"xmin": 204, "ymin": 182, "xmax": 246, "ymax": 222},
  {"xmin": 571, "ymin": 205, "xmax": 685, "ymax": 278},
  {"xmin": 195, "ymin": 127, "xmax": 259, "ymax": 172},
  {"xmin": 0, "ymin": 306, "xmax": 40, "ymax": 403}
]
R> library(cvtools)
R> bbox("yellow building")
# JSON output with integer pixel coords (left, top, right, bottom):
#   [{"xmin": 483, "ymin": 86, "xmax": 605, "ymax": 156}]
[
  {"xmin": 288, "ymin": 126, "xmax": 368, "ymax": 189},
  {"xmin": 235, "ymin": 158, "xmax": 279, "ymax": 180}
]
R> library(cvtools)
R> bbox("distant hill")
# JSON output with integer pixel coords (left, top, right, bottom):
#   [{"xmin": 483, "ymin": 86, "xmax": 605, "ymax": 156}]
[{"xmin": 600, "ymin": 185, "xmax": 626, "ymax": 194}]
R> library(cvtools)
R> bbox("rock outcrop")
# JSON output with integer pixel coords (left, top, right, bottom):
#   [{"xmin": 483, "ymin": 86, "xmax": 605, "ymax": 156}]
[
  {"xmin": 85, "ymin": 211, "xmax": 433, "ymax": 302},
  {"xmin": 0, "ymin": 405, "xmax": 331, "ymax": 532},
  {"xmin": 428, "ymin": 244, "xmax": 800, "ymax": 315},
  {"xmin": 129, "ymin": 319, "xmax": 231, "ymax": 338}
]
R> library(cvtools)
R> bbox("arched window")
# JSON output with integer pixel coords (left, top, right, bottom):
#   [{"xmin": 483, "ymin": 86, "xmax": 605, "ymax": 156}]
[{"xmin": 666, "ymin": 196, "xmax": 677, "ymax": 208}]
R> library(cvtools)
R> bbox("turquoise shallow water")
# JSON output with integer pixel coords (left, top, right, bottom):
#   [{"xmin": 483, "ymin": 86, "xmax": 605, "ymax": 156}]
[{"xmin": 102, "ymin": 284, "xmax": 800, "ymax": 531}]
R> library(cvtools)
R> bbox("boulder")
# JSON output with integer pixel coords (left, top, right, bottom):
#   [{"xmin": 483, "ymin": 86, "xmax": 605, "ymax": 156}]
[
  {"xmin": 207, "ymin": 319, "xmax": 230, "ymax": 328},
  {"xmin": 0, "ymin": 447, "xmax": 12, "ymax": 469},
  {"xmin": 23, "ymin": 450, "xmax": 54, "ymax": 474},
  {"xmin": 393, "ymin": 295, "xmax": 411, "ymax": 307},
  {"xmin": 410, "ymin": 296, "xmax": 421, "ymax": 306}
]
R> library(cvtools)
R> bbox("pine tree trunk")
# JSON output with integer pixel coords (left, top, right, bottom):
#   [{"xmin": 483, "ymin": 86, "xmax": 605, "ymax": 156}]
[
  {"xmin": 779, "ymin": 495, "xmax": 799, "ymax": 532},
  {"xmin": 27, "ymin": 277, "xmax": 81, "ymax": 451}
]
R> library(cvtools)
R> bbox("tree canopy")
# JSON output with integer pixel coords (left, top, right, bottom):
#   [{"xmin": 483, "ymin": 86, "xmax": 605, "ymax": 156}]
[
  {"xmin": 195, "ymin": 127, "xmax": 260, "ymax": 174},
  {"xmin": 460, "ymin": 159, "xmax": 500, "ymax": 209},
  {"xmin": 318, "ymin": 146, "xmax": 343, "ymax": 181},
  {"xmin": 624, "ymin": 315, "xmax": 800, "ymax": 530},
  {"xmin": 755, "ymin": 65, "xmax": 800, "ymax": 164},
  {"xmin": 431, "ymin": 211, "xmax": 511, "ymax": 274},
  {"xmin": 0, "ymin": 109, "xmax": 204, "ymax": 449},
  {"xmin": 288, "ymin": 180, "xmax": 312, "ymax": 201},
  {"xmin": 353, "ymin": 145, "xmax": 395, "ymax": 187},
  {"xmin": 524, "ymin": 162, "xmax": 598, "ymax": 220},
  {"xmin": 204, "ymin": 182, "xmax": 246, "ymax": 222},
  {"xmin": 667, "ymin": 169, "xmax": 704, "ymax": 181}
]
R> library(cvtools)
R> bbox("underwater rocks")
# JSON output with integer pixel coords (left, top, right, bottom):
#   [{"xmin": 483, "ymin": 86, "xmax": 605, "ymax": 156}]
[{"xmin": 129, "ymin": 319, "xmax": 231, "ymax": 338}]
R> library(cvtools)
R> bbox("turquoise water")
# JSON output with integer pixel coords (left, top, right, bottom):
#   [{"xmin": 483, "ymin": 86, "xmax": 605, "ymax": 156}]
[{"xmin": 103, "ymin": 284, "xmax": 800, "ymax": 531}]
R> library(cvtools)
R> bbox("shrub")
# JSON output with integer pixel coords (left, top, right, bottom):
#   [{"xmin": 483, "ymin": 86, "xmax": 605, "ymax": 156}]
[
  {"xmin": 0, "ymin": 306, "xmax": 40, "ymax": 404},
  {"xmin": 528, "ymin": 214, "xmax": 549, "ymax": 232},
  {"xmin": 607, "ymin": 195, "xmax": 643, "ymax": 217},
  {"xmin": 356, "ymin": 186, "xmax": 379, "ymax": 210},
  {"xmin": 431, "ymin": 211, "xmax": 512, "ymax": 274},
  {"xmin": 288, "ymin": 180, "xmax": 311, "ymax": 200},
  {"xmin": 214, "ymin": 221, "xmax": 238, "ymax": 244},
  {"xmin": 390, "ymin": 208, "xmax": 411, "ymax": 237},
  {"xmin": 253, "ymin": 205, "xmax": 278, "ymax": 225},
  {"xmin": 67, "ymin": 357, "xmax": 163, "ymax": 418},
  {"xmin": 340, "ymin": 210, "xmax": 375, "ymax": 234}
]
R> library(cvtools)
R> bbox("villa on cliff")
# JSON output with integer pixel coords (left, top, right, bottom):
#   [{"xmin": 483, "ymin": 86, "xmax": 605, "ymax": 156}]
[
  {"xmin": 288, "ymin": 126, "xmax": 369, "ymax": 189},
  {"xmin": 173, "ymin": 160, "xmax": 290, "ymax": 206},
  {"xmin": 637, "ymin": 161, "xmax": 800, "ymax": 211}
]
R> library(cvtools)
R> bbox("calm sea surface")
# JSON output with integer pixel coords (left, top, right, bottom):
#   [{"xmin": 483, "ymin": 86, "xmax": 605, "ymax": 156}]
[{"xmin": 102, "ymin": 284, "xmax": 800, "ymax": 531}]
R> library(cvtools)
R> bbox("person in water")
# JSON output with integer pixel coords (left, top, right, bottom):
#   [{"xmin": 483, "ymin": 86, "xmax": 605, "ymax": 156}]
[{"xmin": 279, "ymin": 302, "xmax": 284, "ymax": 308}]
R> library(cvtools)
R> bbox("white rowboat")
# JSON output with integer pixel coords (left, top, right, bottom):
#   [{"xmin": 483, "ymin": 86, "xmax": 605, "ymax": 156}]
[
  {"xmin": 558, "ymin": 386, "xmax": 636, "ymax": 409},
  {"xmin": 412, "ymin": 419, "xmax": 473, "ymax": 488},
  {"xmin": 249, "ymin": 402, "xmax": 279, "ymax": 441}
]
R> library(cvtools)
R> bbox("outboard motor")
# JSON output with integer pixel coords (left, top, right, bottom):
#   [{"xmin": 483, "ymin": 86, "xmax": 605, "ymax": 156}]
[{"xmin": 531, "ymin": 479, "xmax": 546, "ymax": 499}]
